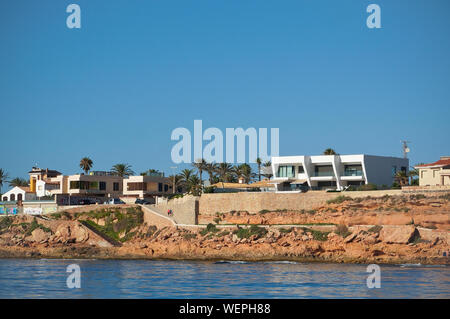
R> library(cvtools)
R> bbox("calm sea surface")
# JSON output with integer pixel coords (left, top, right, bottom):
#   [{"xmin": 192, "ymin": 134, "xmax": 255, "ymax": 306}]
[{"xmin": 0, "ymin": 259, "xmax": 448, "ymax": 298}]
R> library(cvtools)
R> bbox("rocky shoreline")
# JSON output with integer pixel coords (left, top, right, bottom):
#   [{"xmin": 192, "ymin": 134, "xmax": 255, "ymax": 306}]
[{"xmin": 0, "ymin": 194, "xmax": 449, "ymax": 265}]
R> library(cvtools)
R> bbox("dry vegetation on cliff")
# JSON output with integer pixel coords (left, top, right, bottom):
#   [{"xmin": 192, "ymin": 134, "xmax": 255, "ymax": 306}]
[{"xmin": 0, "ymin": 194, "xmax": 448, "ymax": 264}]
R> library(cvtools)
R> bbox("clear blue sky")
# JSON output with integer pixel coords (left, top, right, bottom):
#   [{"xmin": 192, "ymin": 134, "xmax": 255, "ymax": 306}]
[{"xmin": 1, "ymin": 0, "xmax": 449, "ymax": 179}]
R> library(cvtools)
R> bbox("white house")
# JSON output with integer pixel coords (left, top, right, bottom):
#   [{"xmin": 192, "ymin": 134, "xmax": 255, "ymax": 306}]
[
  {"xmin": 271, "ymin": 154, "xmax": 409, "ymax": 191},
  {"xmin": 35, "ymin": 180, "xmax": 61, "ymax": 198},
  {"xmin": 1, "ymin": 186, "xmax": 37, "ymax": 202}
]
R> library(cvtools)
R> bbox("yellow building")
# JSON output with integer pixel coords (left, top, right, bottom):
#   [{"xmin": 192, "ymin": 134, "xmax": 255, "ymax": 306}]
[{"xmin": 415, "ymin": 156, "xmax": 450, "ymax": 186}]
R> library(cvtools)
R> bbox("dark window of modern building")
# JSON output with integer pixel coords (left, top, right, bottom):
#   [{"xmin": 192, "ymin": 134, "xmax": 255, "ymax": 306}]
[
  {"xmin": 314, "ymin": 165, "xmax": 334, "ymax": 177},
  {"xmin": 113, "ymin": 182, "xmax": 119, "ymax": 191},
  {"xmin": 401, "ymin": 166, "xmax": 407, "ymax": 173},
  {"xmin": 158, "ymin": 183, "xmax": 163, "ymax": 192},
  {"xmin": 344, "ymin": 165, "xmax": 363, "ymax": 176},
  {"xmin": 99, "ymin": 182, "xmax": 106, "ymax": 190},
  {"xmin": 392, "ymin": 166, "xmax": 397, "ymax": 177},
  {"xmin": 298, "ymin": 166, "xmax": 305, "ymax": 174}
]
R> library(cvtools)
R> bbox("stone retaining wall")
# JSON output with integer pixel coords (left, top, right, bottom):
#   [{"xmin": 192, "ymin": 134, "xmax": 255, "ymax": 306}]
[
  {"xmin": 199, "ymin": 190, "xmax": 404, "ymax": 215},
  {"xmin": 154, "ymin": 195, "xmax": 199, "ymax": 225}
]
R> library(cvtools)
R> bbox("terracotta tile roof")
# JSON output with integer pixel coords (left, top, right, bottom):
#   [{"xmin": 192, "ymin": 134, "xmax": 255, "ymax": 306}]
[
  {"xmin": 415, "ymin": 159, "xmax": 450, "ymax": 168},
  {"xmin": 17, "ymin": 186, "xmax": 33, "ymax": 193}
]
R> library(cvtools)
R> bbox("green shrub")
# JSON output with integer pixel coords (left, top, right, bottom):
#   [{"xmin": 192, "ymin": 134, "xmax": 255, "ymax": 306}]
[
  {"xmin": 368, "ymin": 225, "xmax": 383, "ymax": 233},
  {"xmin": 301, "ymin": 227, "xmax": 329, "ymax": 241},
  {"xmin": 202, "ymin": 186, "xmax": 216, "ymax": 193},
  {"xmin": 24, "ymin": 218, "xmax": 52, "ymax": 236},
  {"xmin": 334, "ymin": 224, "xmax": 352, "ymax": 238},
  {"xmin": 327, "ymin": 195, "xmax": 353, "ymax": 205},
  {"xmin": 200, "ymin": 223, "xmax": 219, "ymax": 236},
  {"xmin": 410, "ymin": 194, "xmax": 426, "ymax": 200},
  {"xmin": 182, "ymin": 233, "xmax": 197, "ymax": 240},
  {"xmin": 0, "ymin": 216, "xmax": 13, "ymax": 231},
  {"xmin": 359, "ymin": 183, "xmax": 378, "ymax": 191},
  {"xmin": 391, "ymin": 182, "xmax": 401, "ymax": 189},
  {"xmin": 233, "ymin": 225, "xmax": 267, "ymax": 239},
  {"xmin": 80, "ymin": 207, "xmax": 143, "ymax": 242},
  {"xmin": 279, "ymin": 227, "xmax": 293, "ymax": 233}
]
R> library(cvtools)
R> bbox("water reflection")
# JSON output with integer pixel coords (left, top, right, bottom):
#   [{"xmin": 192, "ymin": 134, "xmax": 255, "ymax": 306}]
[{"xmin": 0, "ymin": 259, "xmax": 448, "ymax": 298}]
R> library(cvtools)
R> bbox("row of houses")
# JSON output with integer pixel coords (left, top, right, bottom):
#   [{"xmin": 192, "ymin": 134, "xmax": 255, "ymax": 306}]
[
  {"xmin": 1, "ymin": 154, "xmax": 448, "ymax": 203},
  {"xmin": 1, "ymin": 167, "xmax": 178, "ymax": 204}
]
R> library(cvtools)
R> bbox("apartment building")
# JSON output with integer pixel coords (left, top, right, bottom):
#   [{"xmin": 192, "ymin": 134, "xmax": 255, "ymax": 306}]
[
  {"xmin": 271, "ymin": 154, "xmax": 409, "ymax": 191},
  {"xmin": 46, "ymin": 171, "xmax": 124, "ymax": 204},
  {"xmin": 122, "ymin": 175, "xmax": 173, "ymax": 201},
  {"xmin": 415, "ymin": 156, "xmax": 450, "ymax": 186}
]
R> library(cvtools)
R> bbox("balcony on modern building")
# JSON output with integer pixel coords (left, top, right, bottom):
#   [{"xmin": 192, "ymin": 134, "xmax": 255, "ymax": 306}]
[
  {"xmin": 340, "ymin": 164, "xmax": 365, "ymax": 181},
  {"xmin": 310, "ymin": 165, "xmax": 335, "ymax": 181}
]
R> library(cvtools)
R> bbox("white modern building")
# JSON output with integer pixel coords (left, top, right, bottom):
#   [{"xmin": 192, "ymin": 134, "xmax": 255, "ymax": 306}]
[{"xmin": 271, "ymin": 154, "xmax": 409, "ymax": 191}]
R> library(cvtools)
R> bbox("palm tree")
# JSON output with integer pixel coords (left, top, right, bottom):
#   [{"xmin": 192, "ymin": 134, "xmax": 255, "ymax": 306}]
[
  {"xmin": 234, "ymin": 164, "xmax": 255, "ymax": 184},
  {"xmin": 0, "ymin": 168, "xmax": 9, "ymax": 195},
  {"xmin": 323, "ymin": 148, "xmax": 337, "ymax": 155},
  {"xmin": 408, "ymin": 163, "xmax": 424, "ymax": 185},
  {"xmin": 205, "ymin": 162, "xmax": 218, "ymax": 184},
  {"xmin": 168, "ymin": 174, "xmax": 183, "ymax": 194},
  {"xmin": 394, "ymin": 171, "xmax": 408, "ymax": 186},
  {"xmin": 140, "ymin": 169, "xmax": 162, "ymax": 176},
  {"xmin": 111, "ymin": 163, "xmax": 134, "ymax": 177},
  {"xmin": 215, "ymin": 163, "xmax": 234, "ymax": 184},
  {"xmin": 186, "ymin": 175, "xmax": 202, "ymax": 195},
  {"xmin": 8, "ymin": 178, "xmax": 29, "ymax": 187},
  {"xmin": 79, "ymin": 157, "xmax": 93, "ymax": 174},
  {"xmin": 192, "ymin": 158, "xmax": 207, "ymax": 185},
  {"xmin": 255, "ymin": 157, "xmax": 262, "ymax": 181},
  {"xmin": 262, "ymin": 161, "xmax": 273, "ymax": 179},
  {"xmin": 179, "ymin": 169, "xmax": 195, "ymax": 189}
]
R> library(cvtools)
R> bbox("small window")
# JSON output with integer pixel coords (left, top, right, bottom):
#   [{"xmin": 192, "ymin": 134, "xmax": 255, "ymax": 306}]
[
  {"xmin": 298, "ymin": 166, "xmax": 304, "ymax": 174},
  {"xmin": 392, "ymin": 166, "xmax": 397, "ymax": 177},
  {"xmin": 158, "ymin": 183, "xmax": 163, "ymax": 192},
  {"xmin": 100, "ymin": 182, "xmax": 106, "ymax": 190},
  {"xmin": 113, "ymin": 182, "xmax": 119, "ymax": 191},
  {"xmin": 164, "ymin": 184, "xmax": 169, "ymax": 192}
]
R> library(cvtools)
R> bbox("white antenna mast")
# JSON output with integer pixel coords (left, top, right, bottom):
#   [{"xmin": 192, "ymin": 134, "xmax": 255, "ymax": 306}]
[{"xmin": 401, "ymin": 140, "xmax": 410, "ymax": 159}]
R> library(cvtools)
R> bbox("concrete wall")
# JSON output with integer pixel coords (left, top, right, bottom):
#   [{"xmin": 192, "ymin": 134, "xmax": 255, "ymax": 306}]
[
  {"xmin": 154, "ymin": 195, "xmax": 199, "ymax": 225},
  {"xmin": 199, "ymin": 190, "xmax": 405, "ymax": 215},
  {"xmin": 141, "ymin": 205, "xmax": 175, "ymax": 228},
  {"xmin": 402, "ymin": 185, "xmax": 450, "ymax": 193},
  {"xmin": 364, "ymin": 155, "xmax": 409, "ymax": 186}
]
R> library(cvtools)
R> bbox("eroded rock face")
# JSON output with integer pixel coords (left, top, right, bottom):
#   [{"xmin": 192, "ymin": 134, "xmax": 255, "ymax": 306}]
[
  {"xmin": 72, "ymin": 224, "xmax": 89, "ymax": 243},
  {"xmin": 53, "ymin": 223, "xmax": 89, "ymax": 243},
  {"xmin": 29, "ymin": 228, "xmax": 50, "ymax": 243},
  {"xmin": 55, "ymin": 224, "xmax": 71, "ymax": 239},
  {"xmin": 380, "ymin": 225, "xmax": 419, "ymax": 244}
]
